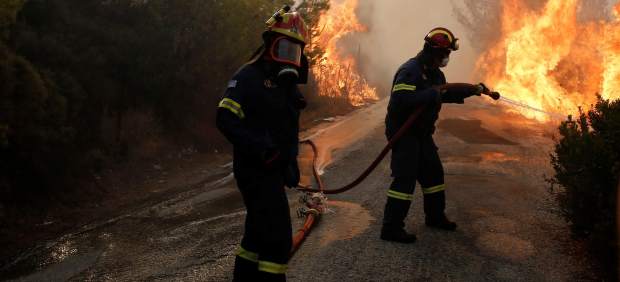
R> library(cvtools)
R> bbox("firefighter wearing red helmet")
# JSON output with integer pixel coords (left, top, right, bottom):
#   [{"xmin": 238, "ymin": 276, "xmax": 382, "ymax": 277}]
[
  {"xmin": 381, "ymin": 27, "xmax": 500, "ymax": 243},
  {"xmin": 216, "ymin": 6, "xmax": 309, "ymax": 281}
]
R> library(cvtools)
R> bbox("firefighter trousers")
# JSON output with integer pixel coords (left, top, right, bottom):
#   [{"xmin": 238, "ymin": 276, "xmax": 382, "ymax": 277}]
[
  {"xmin": 233, "ymin": 169, "xmax": 292, "ymax": 282},
  {"xmin": 383, "ymin": 135, "xmax": 447, "ymax": 230}
]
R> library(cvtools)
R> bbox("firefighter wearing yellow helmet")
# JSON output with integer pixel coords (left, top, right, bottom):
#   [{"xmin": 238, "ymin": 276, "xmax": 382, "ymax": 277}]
[
  {"xmin": 216, "ymin": 6, "xmax": 309, "ymax": 282},
  {"xmin": 381, "ymin": 27, "xmax": 500, "ymax": 243}
]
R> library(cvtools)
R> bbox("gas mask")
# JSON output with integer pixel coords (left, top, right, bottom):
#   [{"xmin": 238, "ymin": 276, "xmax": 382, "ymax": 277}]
[{"xmin": 269, "ymin": 36, "xmax": 308, "ymax": 86}]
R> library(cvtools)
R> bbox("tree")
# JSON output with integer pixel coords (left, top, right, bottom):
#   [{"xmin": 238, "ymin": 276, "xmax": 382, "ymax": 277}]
[
  {"xmin": 0, "ymin": 0, "xmax": 331, "ymax": 214},
  {"xmin": 0, "ymin": 0, "xmax": 24, "ymax": 31}
]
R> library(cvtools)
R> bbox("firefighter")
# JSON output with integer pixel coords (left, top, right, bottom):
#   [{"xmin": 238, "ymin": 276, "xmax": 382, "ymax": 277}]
[
  {"xmin": 216, "ymin": 6, "xmax": 310, "ymax": 281},
  {"xmin": 381, "ymin": 27, "xmax": 498, "ymax": 243}
]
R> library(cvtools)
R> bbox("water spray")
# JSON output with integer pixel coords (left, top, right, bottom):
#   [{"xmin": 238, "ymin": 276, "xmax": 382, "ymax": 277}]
[
  {"xmin": 497, "ymin": 96, "xmax": 565, "ymax": 119},
  {"xmin": 478, "ymin": 84, "xmax": 565, "ymax": 119}
]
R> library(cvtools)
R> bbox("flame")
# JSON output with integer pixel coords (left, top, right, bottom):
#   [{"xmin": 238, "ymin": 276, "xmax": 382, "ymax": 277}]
[
  {"xmin": 477, "ymin": 0, "xmax": 620, "ymax": 121},
  {"xmin": 310, "ymin": 0, "xmax": 378, "ymax": 106},
  {"xmin": 602, "ymin": 3, "xmax": 620, "ymax": 102}
]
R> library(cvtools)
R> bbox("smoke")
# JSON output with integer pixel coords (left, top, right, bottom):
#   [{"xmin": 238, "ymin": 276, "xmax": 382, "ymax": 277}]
[
  {"xmin": 293, "ymin": 0, "xmax": 305, "ymax": 10},
  {"xmin": 340, "ymin": 0, "xmax": 482, "ymax": 96},
  {"xmin": 450, "ymin": 0, "xmax": 501, "ymax": 52}
]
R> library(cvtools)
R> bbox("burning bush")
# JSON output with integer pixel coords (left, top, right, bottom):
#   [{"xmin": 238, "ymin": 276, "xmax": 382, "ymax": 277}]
[
  {"xmin": 458, "ymin": 0, "xmax": 620, "ymax": 122},
  {"xmin": 305, "ymin": 0, "xmax": 378, "ymax": 107},
  {"xmin": 551, "ymin": 96, "xmax": 620, "ymax": 279}
]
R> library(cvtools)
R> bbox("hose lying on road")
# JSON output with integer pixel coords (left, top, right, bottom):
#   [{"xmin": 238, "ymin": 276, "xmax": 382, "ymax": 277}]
[
  {"xmin": 288, "ymin": 90, "xmax": 506, "ymax": 257},
  {"xmin": 289, "ymin": 106, "xmax": 427, "ymax": 257},
  {"xmin": 299, "ymin": 106, "xmax": 426, "ymax": 194}
]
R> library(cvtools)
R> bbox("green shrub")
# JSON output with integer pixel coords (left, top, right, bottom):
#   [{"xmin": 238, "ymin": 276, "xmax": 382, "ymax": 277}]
[{"xmin": 551, "ymin": 96, "xmax": 620, "ymax": 279}]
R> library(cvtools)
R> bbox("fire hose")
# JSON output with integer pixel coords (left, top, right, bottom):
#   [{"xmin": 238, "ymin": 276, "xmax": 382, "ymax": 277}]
[
  {"xmin": 289, "ymin": 89, "xmax": 501, "ymax": 258},
  {"xmin": 289, "ymin": 106, "xmax": 425, "ymax": 257}
]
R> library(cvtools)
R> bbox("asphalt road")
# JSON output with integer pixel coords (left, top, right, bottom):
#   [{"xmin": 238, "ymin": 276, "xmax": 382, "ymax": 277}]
[{"xmin": 1, "ymin": 99, "xmax": 597, "ymax": 281}]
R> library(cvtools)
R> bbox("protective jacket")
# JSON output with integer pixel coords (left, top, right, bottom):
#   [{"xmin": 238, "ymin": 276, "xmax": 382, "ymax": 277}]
[
  {"xmin": 217, "ymin": 63, "xmax": 305, "ymax": 184},
  {"xmin": 385, "ymin": 56, "xmax": 475, "ymax": 138}
]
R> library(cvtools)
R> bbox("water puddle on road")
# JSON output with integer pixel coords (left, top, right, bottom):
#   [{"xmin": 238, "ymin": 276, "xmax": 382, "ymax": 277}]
[
  {"xmin": 476, "ymin": 233, "xmax": 535, "ymax": 262},
  {"xmin": 471, "ymin": 215, "xmax": 536, "ymax": 262},
  {"xmin": 438, "ymin": 119, "xmax": 518, "ymax": 145},
  {"xmin": 313, "ymin": 201, "xmax": 375, "ymax": 247},
  {"xmin": 2, "ymin": 235, "xmax": 106, "ymax": 281}
]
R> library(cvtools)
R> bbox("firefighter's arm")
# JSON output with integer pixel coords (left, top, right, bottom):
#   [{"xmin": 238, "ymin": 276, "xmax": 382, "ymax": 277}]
[
  {"xmin": 216, "ymin": 82, "xmax": 275, "ymax": 159},
  {"xmin": 284, "ymin": 87, "xmax": 304, "ymax": 188},
  {"xmin": 438, "ymin": 83, "xmax": 484, "ymax": 104},
  {"xmin": 390, "ymin": 69, "xmax": 440, "ymax": 109}
]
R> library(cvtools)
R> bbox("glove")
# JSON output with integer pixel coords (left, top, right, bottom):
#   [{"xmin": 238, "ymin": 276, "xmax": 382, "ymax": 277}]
[
  {"xmin": 284, "ymin": 160, "xmax": 301, "ymax": 188},
  {"xmin": 477, "ymin": 83, "xmax": 491, "ymax": 96},
  {"xmin": 478, "ymin": 82, "xmax": 501, "ymax": 100}
]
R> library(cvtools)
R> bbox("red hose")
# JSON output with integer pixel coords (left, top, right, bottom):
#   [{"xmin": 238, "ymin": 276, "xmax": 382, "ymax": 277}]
[
  {"xmin": 289, "ymin": 106, "xmax": 426, "ymax": 258},
  {"xmin": 289, "ymin": 91, "xmax": 499, "ymax": 257},
  {"xmin": 298, "ymin": 106, "xmax": 426, "ymax": 194},
  {"xmin": 290, "ymin": 212, "xmax": 318, "ymax": 257}
]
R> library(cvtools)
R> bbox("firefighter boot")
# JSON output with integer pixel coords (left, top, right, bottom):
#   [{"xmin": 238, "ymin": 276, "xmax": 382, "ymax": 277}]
[
  {"xmin": 424, "ymin": 191, "xmax": 457, "ymax": 231},
  {"xmin": 381, "ymin": 197, "xmax": 417, "ymax": 243}
]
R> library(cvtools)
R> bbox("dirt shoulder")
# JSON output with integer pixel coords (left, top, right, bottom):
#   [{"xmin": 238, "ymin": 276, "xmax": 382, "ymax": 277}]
[{"xmin": 0, "ymin": 150, "xmax": 232, "ymax": 267}]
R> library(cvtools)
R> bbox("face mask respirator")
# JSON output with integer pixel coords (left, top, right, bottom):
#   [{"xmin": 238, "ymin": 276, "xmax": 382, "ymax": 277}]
[{"xmin": 269, "ymin": 37, "xmax": 305, "ymax": 86}]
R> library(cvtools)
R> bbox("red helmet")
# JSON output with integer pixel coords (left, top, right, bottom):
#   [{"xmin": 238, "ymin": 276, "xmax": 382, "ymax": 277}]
[{"xmin": 424, "ymin": 27, "xmax": 459, "ymax": 51}]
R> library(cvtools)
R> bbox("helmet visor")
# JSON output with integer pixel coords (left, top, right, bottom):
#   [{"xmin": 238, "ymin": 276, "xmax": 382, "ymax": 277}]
[{"xmin": 271, "ymin": 37, "xmax": 303, "ymax": 67}]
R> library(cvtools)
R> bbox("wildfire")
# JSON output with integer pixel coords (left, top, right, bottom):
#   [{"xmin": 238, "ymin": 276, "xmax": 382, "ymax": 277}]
[
  {"xmin": 310, "ymin": 0, "xmax": 378, "ymax": 106},
  {"xmin": 477, "ymin": 0, "xmax": 620, "ymax": 121}
]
